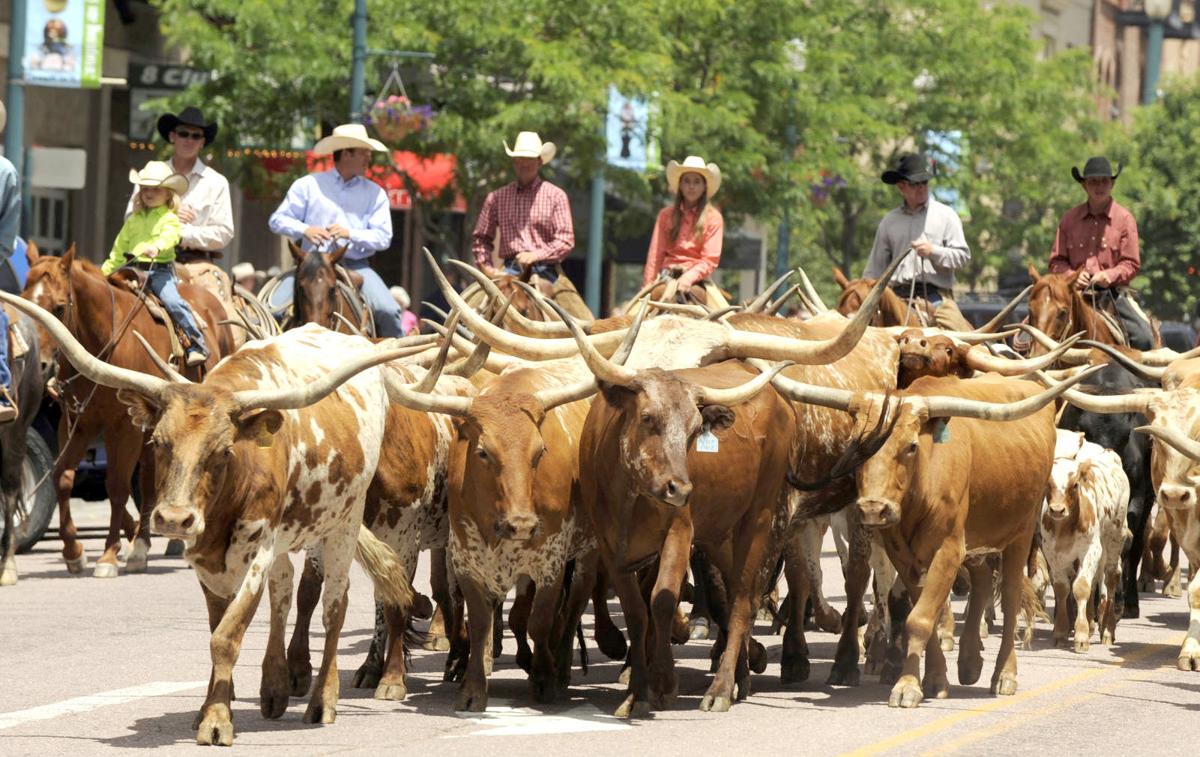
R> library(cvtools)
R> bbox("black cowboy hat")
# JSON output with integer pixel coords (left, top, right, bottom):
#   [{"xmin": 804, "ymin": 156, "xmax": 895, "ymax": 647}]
[
  {"xmin": 1071, "ymin": 156, "xmax": 1121, "ymax": 183},
  {"xmin": 157, "ymin": 106, "xmax": 218, "ymax": 145},
  {"xmin": 881, "ymin": 153, "xmax": 933, "ymax": 185}
]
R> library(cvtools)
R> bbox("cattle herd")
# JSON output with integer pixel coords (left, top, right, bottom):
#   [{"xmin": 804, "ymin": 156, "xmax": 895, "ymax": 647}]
[{"xmin": 1, "ymin": 248, "xmax": 1199, "ymax": 747}]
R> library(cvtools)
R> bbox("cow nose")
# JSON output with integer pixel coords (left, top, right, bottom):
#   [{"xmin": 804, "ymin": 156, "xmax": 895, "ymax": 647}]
[
  {"xmin": 1046, "ymin": 503, "xmax": 1068, "ymax": 520},
  {"xmin": 662, "ymin": 478, "xmax": 692, "ymax": 507},
  {"xmin": 495, "ymin": 513, "xmax": 540, "ymax": 541},
  {"xmin": 1158, "ymin": 485, "xmax": 1194, "ymax": 510},
  {"xmin": 151, "ymin": 506, "xmax": 199, "ymax": 538},
  {"xmin": 857, "ymin": 498, "xmax": 899, "ymax": 528}
]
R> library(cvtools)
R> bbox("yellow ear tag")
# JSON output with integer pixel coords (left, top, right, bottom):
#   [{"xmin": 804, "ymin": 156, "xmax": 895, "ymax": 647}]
[{"xmin": 255, "ymin": 424, "xmax": 275, "ymax": 449}]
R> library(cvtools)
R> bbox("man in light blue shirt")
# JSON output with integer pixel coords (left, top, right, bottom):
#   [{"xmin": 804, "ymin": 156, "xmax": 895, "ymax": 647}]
[
  {"xmin": 268, "ymin": 123, "xmax": 402, "ymax": 336},
  {"xmin": 0, "ymin": 101, "xmax": 20, "ymax": 423}
]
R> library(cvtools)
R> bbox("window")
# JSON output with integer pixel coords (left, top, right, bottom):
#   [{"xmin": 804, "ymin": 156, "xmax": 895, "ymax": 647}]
[{"xmin": 28, "ymin": 188, "xmax": 69, "ymax": 255}]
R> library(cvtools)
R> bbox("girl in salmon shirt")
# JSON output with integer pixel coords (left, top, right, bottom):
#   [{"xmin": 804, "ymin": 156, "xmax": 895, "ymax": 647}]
[{"xmin": 642, "ymin": 156, "xmax": 724, "ymax": 299}]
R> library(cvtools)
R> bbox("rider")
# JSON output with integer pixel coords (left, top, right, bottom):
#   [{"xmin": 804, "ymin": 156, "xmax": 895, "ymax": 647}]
[
  {"xmin": 268, "ymin": 123, "xmax": 403, "ymax": 337},
  {"xmin": 642, "ymin": 155, "xmax": 725, "ymax": 301},
  {"xmin": 0, "ymin": 100, "xmax": 19, "ymax": 422},
  {"xmin": 864, "ymin": 153, "xmax": 972, "ymax": 330},
  {"xmin": 103, "ymin": 162, "xmax": 210, "ymax": 367},
  {"xmin": 471, "ymin": 131, "xmax": 573, "ymax": 283},
  {"xmin": 1048, "ymin": 156, "xmax": 1152, "ymax": 349}
]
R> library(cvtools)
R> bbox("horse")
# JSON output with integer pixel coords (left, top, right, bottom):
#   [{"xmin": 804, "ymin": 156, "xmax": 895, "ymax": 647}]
[
  {"xmin": 281, "ymin": 242, "xmax": 374, "ymax": 335},
  {"xmin": 1026, "ymin": 264, "xmax": 1161, "ymax": 356},
  {"xmin": 834, "ymin": 267, "xmax": 927, "ymax": 326},
  {"xmin": 0, "ymin": 309, "xmax": 45, "ymax": 586},
  {"xmin": 21, "ymin": 245, "xmax": 234, "ymax": 577}
]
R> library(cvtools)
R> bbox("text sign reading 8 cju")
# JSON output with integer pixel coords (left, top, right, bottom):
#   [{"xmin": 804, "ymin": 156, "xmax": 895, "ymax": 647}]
[{"xmin": 696, "ymin": 427, "xmax": 719, "ymax": 453}]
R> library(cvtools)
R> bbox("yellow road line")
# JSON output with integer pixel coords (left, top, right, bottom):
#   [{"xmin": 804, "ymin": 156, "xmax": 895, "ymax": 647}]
[{"xmin": 837, "ymin": 634, "xmax": 1182, "ymax": 757}]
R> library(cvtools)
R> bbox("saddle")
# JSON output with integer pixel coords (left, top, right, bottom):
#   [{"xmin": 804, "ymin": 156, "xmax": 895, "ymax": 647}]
[{"xmin": 108, "ymin": 268, "xmax": 208, "ymax": 364}]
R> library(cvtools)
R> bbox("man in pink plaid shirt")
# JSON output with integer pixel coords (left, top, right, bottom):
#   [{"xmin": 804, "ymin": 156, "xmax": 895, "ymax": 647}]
[{"xmin": 472, "ymin": 131, "xmax": 574, "ymax": 283}]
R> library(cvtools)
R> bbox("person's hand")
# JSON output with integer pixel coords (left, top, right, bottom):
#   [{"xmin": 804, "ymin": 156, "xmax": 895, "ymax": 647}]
[
  {"xmin": 912, "ymin": 240, "xmax": 935, "ymax": 258},
  {"xmin": 515, "ymin": 251, "xmax": 540, "ymax": 267},
  {"xmin": 303, "ymin": 226, "xmax": 333, "ymax": 245},
  {"xmin": 1075, "ymin": 270, "xmax": 1092, "ymax": 290},
  {"xmin": 481, "ymin": 264, "xmax": 500, "ymax": 278},
  {"xmin": 145, "ymin": 245, "xmax": 161, "ymax": 259},
  {"xmin": 176, "ymin": 205, "xmax": 197, "ymax": 224},
  {"xmin": 1091, "ymin": 270, "xmax": 1111, "ymax": 288},
  {"xmin": 326, "ymin": 223, "xmax": 351, "ymax": 240}
]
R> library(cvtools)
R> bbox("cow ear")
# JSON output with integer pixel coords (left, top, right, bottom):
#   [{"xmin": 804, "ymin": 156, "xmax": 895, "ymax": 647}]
[
  {"xmin": 833, "ymin": 267, "xmax": 851, "ymax": 290},
  {"xmin": 117, "ymin": 389, "xmax": 161, "ymax": 431},
  {"xmin": 1027, "ymin": 262, "xmax": 1041, "ymax": 283},
  {"xmin": 1075, "ymin": 460, "xmax": 1094, "ymax": 486},
  {"xmin": 598, "ymin": 381, "xmax": 636, "ymax": 409},
  {"xmin": 236, "ymin": 408, "xmax": 285, "ymax": 448},
  {"xmin": 456, "ymin": 416, "xmax": 481, "ymax": 442},
  {"xmin": 953, "ymin": 345, "xmax": 973, "ymax": 379},
  {"xmin": 700, "ymin": 404, "xmax": 736, "ymax": 432}
]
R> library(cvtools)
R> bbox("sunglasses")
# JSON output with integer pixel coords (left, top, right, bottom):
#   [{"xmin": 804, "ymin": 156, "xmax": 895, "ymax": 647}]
[
  {"xmin": 906, "ymin": 180, "xmax": 929, "ymax": 187},
  {"xmin": 174, "ymin": 129, "xmax": 205, "ymax": 141}
]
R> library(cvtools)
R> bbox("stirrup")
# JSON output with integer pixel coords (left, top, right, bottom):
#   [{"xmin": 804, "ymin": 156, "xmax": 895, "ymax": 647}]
[{"xmin": 0, "ymin": 387, "xmax": 17, "ymax": 424}]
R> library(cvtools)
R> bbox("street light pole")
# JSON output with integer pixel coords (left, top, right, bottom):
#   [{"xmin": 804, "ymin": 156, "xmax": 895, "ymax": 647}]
[
  {"xmin": 1142, "ymin": 0, "xmax": 1171, "ymax": 105},
  {"xmin": 350, "ymin": 0, "xmax": 368, "ymax": 122},
  {"xmin": 5, "ymin": 0, "xmax": 27, "ymax": 178}
]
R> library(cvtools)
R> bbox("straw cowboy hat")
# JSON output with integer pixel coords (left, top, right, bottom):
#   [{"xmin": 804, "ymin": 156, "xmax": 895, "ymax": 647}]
[
  {"xmin": 504, "ymin": 131, "xmax": 556, "ymax": 164},
  {"xmin": 313, "ymin": 123, "xmax": 387, "ymax": 155},
  {"xmin": 1072, "ymin": 156, "xmax": 1122, "ymax": 183},
  {"xmin": 231, "ymin": 262, "xmax": 256, "ymax": 280},
  {"xmin": 129, "ymin": 161, "xmax": 188, "ymax": 196},
  {"xmin": 666, "ymin": 156, "xmax": 721, "ymax": 198}
]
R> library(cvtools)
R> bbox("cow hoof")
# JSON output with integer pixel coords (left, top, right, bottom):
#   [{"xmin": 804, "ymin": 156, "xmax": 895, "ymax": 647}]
[
  {"xmin": 516, "ymin": 646, "xmax": 533, "ymax": 674},
  {"xmin": 302, "ymin": 701, "xmax": 336, "ymax": 724},
  {"xmin": 1165, "ymin": 584, "xmax": 1183, "ymax": 599},
  {"xmin": 455, "ymin": 684, "xmax": 488, "ymax": 712},
  {"xmin": 614, "ymin": 694, "xmax": 650, "ymax": 719},
  {"xmin": 352, "ymin": 664, "xmax": 381, "ymax": 690},
  {"xmin": 940, "ymin": 636, "xmax": 955, "ymax": 653},
  {"xmin": 1176, "ymin": 652, "xmax": 1200, "ymax": 672},
  {"xmin": 124, "ymin": 540, "xmax": 150, "ymax": 573},
  {"xmin": 699, "ymin": 694, "xmax": 732, "ymax": 713},
  {"xmin": 196, "ymin": 710, "xmax": 234, "ymax": 746},
  {"xmin": 289, "ymin": 665, "xmax": 313, "ymax": 697},
  {"xmin": 259, "ymin": 691, "xmax": 289, "ymax": 720},
  {"xmin": 0, "ymin": 562, "xmax": 16, "ymax": 586},
  {"xmin": 165, "ymin": 539, "xmax": 185, "ymax": 557},
  {"xmin": 596, "ymin": 626, "xmax": 628, "ymax": 660},
  {"xmin": 780, "ymin": 653, "xmax": 810, "ymax": 684},
  {"xmin": 1101, "ymin": 630, "xmax": 1114, "ymax": 646},
  {"xmin": 827, "ymin": 664, "xmax": 860, "ymax": 687},
  {"xmin": 374, "ymin": 678, "xmax": 408, "ymax": 701},
  {"xmin": 617, "ymin": 665, "xmax": 632, "ymax": 686},
  {"xmin": 888, "ymin": 682, "xmax": 924, "ymax": 709},
  {"xmin": 411, "ymin": 592, "xmax": 433, "ymax": 620},
  {"xmin": 422, "ymin": 634, "xmax": 451, "ymax": 652},
  {"xmin": 688, "ymin": 617, "xmax": 711, "ymax": 641},
  {"xmin": 923, "ymin": 678, "xmax": 949, "ymax": 700},
  {"xmin": 1074, "ymin": 639, "xmax": 1091, "ymax": 654},
  {"xmin": 1053, "ymin": 636, "xmax": 1071, "ymax": 650},
  {"xmin": 93, "ymin": 561, "xmax": 118, "ymax": 579},
  {"xmin": 991, "ymin": 673, "xmax": 1018, "ymax": 696},
  {"xmin": 65, "ymin": 554, "xmax": 87, "ymax": 575}
]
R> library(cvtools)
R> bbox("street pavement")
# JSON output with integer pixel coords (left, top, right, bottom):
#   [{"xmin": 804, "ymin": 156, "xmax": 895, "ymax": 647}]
[{"xmin": 1, "ymin": 499, "xmax": 1197, "ymax": 756}]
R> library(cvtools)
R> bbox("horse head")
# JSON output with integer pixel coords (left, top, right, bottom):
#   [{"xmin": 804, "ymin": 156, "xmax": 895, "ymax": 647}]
[
  {"xmin": 289, "ymin": 240, "xmax": 347, "ymax": 329},
  {"xmin": 834, "ymin": 267, "xmax": 909, "ymax": 326},
  {"xmin": 1027, "ymin": 264, "xmax": 1085, "ymax": 354},
  {"xmin": 21, "ymin": 243, "xmax": 77, "ymax": 373}
]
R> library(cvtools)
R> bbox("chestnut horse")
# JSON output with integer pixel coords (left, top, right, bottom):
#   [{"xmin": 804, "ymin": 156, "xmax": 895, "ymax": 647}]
[
  {"xmin": 287, "ymin": 242, "xmax": 374, "ymax": 335},
  {"xmin": 21, "ymin": 246, "xmax": 233, "ymax": 577},
  {"xmin": 1026, "ymin": 264, "xmax": 1160, "ymax": 356},
  {"xmin": 834, "ymin": 267, "xmax": 925, "ymax": 326}
]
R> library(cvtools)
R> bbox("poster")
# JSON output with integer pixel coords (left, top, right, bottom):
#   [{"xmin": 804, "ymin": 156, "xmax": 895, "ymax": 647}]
[
  {"xmin": 606, "ymin": 86, "xmax": 660, "ymax": 172},
  {"xmin": 23, "ymin": 0, "xmax": 106, "ymax": 89}
]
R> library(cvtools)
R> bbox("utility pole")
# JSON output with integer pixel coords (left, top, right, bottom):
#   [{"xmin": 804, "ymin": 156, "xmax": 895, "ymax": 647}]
[
  {"xmin": 5, "ymin": 0, "xmax": 28, "ymax": 232},
  {"xmin": 350, "ymin": 0, "xmax": 368, "ymax": 121}
]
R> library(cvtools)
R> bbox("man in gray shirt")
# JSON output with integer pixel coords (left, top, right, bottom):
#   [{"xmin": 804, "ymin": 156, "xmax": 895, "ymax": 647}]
[{"xmin": 863, "ymin": 153, "xmax": 972, "ymax": 329}]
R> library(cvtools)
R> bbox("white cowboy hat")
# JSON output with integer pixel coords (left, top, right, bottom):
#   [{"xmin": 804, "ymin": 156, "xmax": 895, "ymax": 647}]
[
  {"xmin": 129, "ymin": 161, "xmax": 188, "ymax": 196},
  {"xmin": 231, "ymin": 262, "xmax": 256, "ymax": 280},
  {"xmin": 666, "ymin": 156, "xmax": 721, "ymax": 198},
  {"xmin": 313, "ymin": 123, "xmax": 387, "ymax": 155},
  {"xmin": 389, "ymin": 285, "xmax": 411, "ymax": 310},
  {"xmin": 504, "ymin": 131, "xmax": 556, "ymax": 164}
]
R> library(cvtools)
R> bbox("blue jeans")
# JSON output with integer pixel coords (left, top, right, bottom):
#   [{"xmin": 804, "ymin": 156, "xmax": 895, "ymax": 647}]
[
  {"xmin": 145, "ymin": 265, "xmax": 208, "ymax": 354},
  {"xmin": 502, "ymin": 258, "xmax": 559, "ymax": 284},
  {"xmin": 270, "ymin": 259, "xmax": 403, "ymax": 337},
  {"xmin": 0, "ymin": 306, "xmax": 10, "ymax": 396},
  {"xmin": 892, "ymin": 282, "xmax": 943, "ymax": 305}
]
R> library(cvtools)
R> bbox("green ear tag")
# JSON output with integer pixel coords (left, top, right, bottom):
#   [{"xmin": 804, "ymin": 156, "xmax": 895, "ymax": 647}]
[{"xmin": 932, "ymin": 420, "xmax": 950, "ymax": 444}]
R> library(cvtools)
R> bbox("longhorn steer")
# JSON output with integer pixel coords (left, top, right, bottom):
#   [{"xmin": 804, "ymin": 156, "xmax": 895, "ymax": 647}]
[{"xmin": 3, "ymin": 292, "xmax": 414, "ymax": 746}]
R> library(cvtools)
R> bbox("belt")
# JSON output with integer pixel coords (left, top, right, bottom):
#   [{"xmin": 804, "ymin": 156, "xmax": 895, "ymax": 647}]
[
  {"xmin": 890, "ymin": 281, "xmax": 943, "ymax": 296},
  {"xmin": 176, "ymin": 248, "xmax": 222, "ymax": 260}
]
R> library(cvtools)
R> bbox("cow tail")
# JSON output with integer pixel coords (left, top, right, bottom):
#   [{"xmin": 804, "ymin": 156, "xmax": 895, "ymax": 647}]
[
  {"xmin": 355, "ymin": 525, "xmax": 414, "ymax": 610},
  {"xmin": 1018, "ymin": 575, "xmax": 1046, "ymax": 650}
]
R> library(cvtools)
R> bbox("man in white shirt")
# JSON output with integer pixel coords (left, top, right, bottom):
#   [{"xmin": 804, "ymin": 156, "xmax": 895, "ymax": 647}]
[{"xmin": 126, "ymin": 107, "xmax": 236, "ymax": 316}]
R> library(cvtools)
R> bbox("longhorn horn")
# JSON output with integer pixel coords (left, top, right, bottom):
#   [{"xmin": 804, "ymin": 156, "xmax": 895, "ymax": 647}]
[
  {"xmin": 1137, "ymin": 425, "xmax": 1200, "ymax": 461},
  {"xmin": 421, "ymin": 302, "xmax": 477, "ymax": 341},
  {"xmin": 922, "ymin": 365, "xmax": 1103, "ymax": 420},
  {"xmin": 695, "ymin": 361, "xmax": 794, "ymax": 407},
  {"xmin": 1141, "ymin": 344, "xmax": 1200, "ymax": 366},
  {"xmin": 745, "ymin": 269, "xmax": 794, "ymax": 313},
  {"xmin": 0, "ymin": 292, "xmax": 172, "ymax": 402},
  {"xmin": 132, "ymin": 331, "xmax": 191, "ymax": 384},
  {"xmin": 510, "ymin": 279, "xmax": 574, "ymax": 324},
  {"xmin": 332, "ymin": 311, "xmax": 366, "ymax": 336},
  {"xmin": 878, "ymin": 326, "xmax": 1022, "ymax": 344},
  {"xmin": 1010, "ymin": 323, "xmax": 1093, "ymax": 364},
  {"xmin": 411, "ymin": 309, "xmax": 461, "ymax": 393},
  {"xmin": 450, "ymin": 260, "xmax": 582, "ymax": 337},
  {"xmin": 974, "ymin": 285, "xmax": 1032, "ymax": 334},
  {"xmin": 543, "ymin": 297, "xmax": 644, "ymax": 387},
  {"xmin": 1032, "ymin": 370, "xmax": 1155, "ymax": 415},
  {"xmin": 796, "ymin": 266, "xmax": 829, "ymax": 313},
  {"xmin": 753, "ymin": 358, "xmax": 857, "ymax": 413},
  {"xmin": 765, "ymin": 284, "xmax": 801, "ymax": 316},
  {"xmin": 1075, "ymin": 340, "xmax": 1167, "ymax": 382},
  {"xmin": 647, "ymin": 300, "xmax": 709, "ymax": 318},
  {"xmin": 962, "ymin": 335, "xmax": 1082, "ymax": 376},
  {"xmin": 231, "ymin": 345, "xmax": 413, "ymax": 411},
  {"xmin": 421, "ymin": 320, "xmax": 520, "ymax": 374},
  {"xmin": 705, "ymin": 306, "xmax": 740, "ymax": 321}
]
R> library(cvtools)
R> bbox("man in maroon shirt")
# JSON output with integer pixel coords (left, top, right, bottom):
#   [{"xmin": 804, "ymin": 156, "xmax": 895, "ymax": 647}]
[
  {"xmin": 1048, "ymin": 156, "xmax": 1153, "ymax": 348},
  {"xmin": 471, "ymin": 131, "xmax": 574, "ymax": 284}
]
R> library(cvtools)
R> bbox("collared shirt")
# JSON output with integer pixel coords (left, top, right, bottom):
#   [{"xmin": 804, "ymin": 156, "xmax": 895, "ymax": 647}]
[
  {"xmin": 471, "ymin": 176, "xmax": 574, "ymax": 268},
  {"xmin": 1048, "ymin": 199, "xmax": 1140, "ymax": 287},
  {"xmin": 863, "ymin": 198, "xmax": 970, "ymax": 290},
  {"xmin": 101, "ymin": 206, "xmax": 182, "ymax": 275},
  {"xmin": 0, "ymin": 156, "xmax": 19, "ymax": 259},
  {"xmin": 642, "ymin": 205, "xmax": 724, "ymax": 287},
  {"xmin": 268, "ymin": 169, "xmax": 393, "ymax": 262},
  {"xmin": 125, "ymin": 157, "xmax": 234, "ymax": 252}
]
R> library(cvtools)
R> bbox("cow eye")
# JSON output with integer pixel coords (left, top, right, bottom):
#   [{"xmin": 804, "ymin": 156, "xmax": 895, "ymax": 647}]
[
  {"xmin": 906, "ymin": 441, "xmax": 918, "ymax": 455},
  {"xmin": 532, "ymin": 446, "xmax": 546, "ymax": 467},
  {"xmin": 475, "ymin": 447, "xmax": 489, "ymax": 461},
  {"xmin": 640, "ymin": 413, "xmax": 654, "ymax": 427}
]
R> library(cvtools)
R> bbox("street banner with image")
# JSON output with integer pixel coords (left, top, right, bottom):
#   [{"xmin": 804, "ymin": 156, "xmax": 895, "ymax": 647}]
[
  {"xmin": 23, "ymin": 0, "xmax": 106, "ymax": 89},
  {"xmin": 606, "ymin": 86, "xmax": 660, "ymax": 172}
]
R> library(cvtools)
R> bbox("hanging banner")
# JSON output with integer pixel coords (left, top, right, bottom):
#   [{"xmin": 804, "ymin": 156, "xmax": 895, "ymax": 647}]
[
  {"xmin": 23, "ymin": 0, "xmax": 106, "ymax": 89},
  {"xmin": 606, "ymin": 86, "xmax": 660, "ymax": 172}
]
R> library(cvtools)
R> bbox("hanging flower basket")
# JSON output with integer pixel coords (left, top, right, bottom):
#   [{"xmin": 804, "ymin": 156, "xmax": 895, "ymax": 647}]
[{"xmin": 364, "ymin": 95, "xmax": 435, "ymax": 143}]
